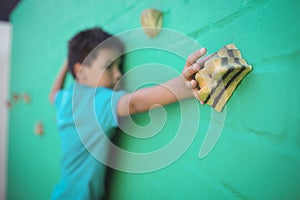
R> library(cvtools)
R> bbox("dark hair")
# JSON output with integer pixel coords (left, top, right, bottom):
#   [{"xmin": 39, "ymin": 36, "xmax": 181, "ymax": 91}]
[{"xmin": 68, "ymin": 27, "xmax": 125, "ymax": 78}]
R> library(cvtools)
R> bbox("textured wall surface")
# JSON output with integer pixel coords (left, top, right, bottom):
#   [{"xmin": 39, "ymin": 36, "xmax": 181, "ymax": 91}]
[{"xmin": 8, "ymin": 0, "xmax": 300, "ymax": 199}]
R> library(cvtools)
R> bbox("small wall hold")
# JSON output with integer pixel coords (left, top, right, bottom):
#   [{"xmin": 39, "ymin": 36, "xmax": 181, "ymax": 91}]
[
  {"xmin": 23, "ymin": 93, "xmax": 31, "ymax": 103},
  {"xmin": 13, "ymin": 93, "xmax": 20, "ymax": 102},
  {"xmin": 34, "ymin": 121, "xmax": 44, "ymax": 135},
  {"xmin": 140, "ymin": 8, "xmax": 163, "ymax": 38},
  {"xmin": 6, "ymin": 100, "xmax": 12, "ymax": 109}
]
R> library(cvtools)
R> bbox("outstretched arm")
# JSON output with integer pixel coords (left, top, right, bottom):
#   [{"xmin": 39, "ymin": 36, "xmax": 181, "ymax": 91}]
[
  {"xmin": 117, "ymin": 48, "xmax": 206, "ymax": 117},
  {"xmin": 49, "ymin": 61, "xmax": 68, "ymax": 103}
]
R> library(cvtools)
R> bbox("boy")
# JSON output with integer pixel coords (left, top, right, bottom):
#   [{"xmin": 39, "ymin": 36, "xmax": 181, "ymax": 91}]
[{"xmin": 49, "ymin": 27, "xmax": 206, "ymax": 200}]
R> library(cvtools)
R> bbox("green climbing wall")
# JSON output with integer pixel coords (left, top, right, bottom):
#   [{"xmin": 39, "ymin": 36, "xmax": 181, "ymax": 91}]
[{"xmin": 7, "ymin": 0, "xmax": 300, "ymax": 199}]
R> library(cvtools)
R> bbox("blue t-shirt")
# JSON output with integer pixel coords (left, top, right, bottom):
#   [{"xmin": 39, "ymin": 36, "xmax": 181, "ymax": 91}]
[{"xmin": 51, "ymin": 83, "xmax": 126, "ymax": 200}]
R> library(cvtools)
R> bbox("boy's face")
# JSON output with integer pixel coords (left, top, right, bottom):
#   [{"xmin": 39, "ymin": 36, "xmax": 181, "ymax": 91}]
[{"xmin": 77, "ymin": 48, "xmax": 122, "ymax": 88}]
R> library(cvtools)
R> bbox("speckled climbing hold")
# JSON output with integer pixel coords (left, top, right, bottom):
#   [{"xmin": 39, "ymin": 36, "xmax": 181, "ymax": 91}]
[{"xmin": 195, "ymin": 44, "xmax": 252, "ymax": 112}]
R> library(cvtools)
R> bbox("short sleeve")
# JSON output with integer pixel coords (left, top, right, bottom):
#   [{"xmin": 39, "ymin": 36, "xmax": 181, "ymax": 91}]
[
  {"xmin": 111, "ymin": 90, "xmax": 127, "ymax": 127},
  {"xmin": 54, "ymin": 90, "xmax": 63, "ymax": 108}
]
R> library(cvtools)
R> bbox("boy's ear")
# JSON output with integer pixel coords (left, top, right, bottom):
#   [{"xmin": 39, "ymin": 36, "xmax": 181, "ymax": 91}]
[{"xmin": 74, "ymin": 62, "xmax": 82, "ymax": 78}]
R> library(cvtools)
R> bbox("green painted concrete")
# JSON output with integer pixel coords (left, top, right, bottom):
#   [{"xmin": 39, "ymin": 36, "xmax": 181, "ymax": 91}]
[{"xmin": 7, "ymin": 0, "xmax": 300, "ymax": 199}]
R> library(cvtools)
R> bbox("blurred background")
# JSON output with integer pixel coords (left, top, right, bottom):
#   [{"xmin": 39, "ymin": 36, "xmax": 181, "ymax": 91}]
[{"xmin": 1, "ymin": 0, "xmax": 300, "ymax": 199}]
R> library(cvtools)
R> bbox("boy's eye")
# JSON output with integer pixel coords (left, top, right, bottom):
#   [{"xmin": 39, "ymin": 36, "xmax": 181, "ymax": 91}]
[{"xmin": 106, "ymin": 63, "xmax": 113, "ymax": 70}]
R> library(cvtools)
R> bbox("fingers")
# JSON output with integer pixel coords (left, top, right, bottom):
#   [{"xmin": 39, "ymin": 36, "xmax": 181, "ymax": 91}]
[
  {"xmin": 183, "ymin": 48, "xmax": 207, "ymax": 106},
  {"xmin": 185, "ymin": 79, "xmax": 197, "ymax": 89},
  {"xmin": 182, "ymin": 62, "xmax": 200, "ymax": 80},
  {"xmin": 185, "ymin": 48, "xmax": 207, "ymax": 67},
  {"xmin": 186, "ymin": 79, "xmax": 206, "ymax": 105},
  {"xmin": 182, "ymin": 48, "xmax": 206, "ymax": 79}
]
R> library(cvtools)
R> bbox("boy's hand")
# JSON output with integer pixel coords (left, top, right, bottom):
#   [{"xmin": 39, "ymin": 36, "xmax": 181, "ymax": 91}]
[{"xmin": 182, "ymin": 48, "xmax": 207, "ymax": 104}]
